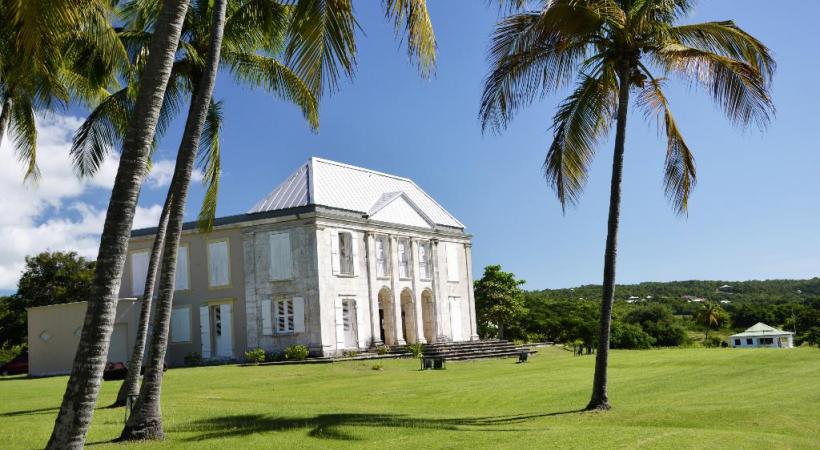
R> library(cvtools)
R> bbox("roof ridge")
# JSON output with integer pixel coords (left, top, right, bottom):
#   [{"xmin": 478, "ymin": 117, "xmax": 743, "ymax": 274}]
[{"xmin": 310, "ymin": 157, "xmax": 412, "ymax": 183}]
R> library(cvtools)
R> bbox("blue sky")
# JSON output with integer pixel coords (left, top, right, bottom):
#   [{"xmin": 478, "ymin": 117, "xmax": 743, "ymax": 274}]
[{"xmin": 1, "ymin": 0, "xmax": 818, "ymax": 292}]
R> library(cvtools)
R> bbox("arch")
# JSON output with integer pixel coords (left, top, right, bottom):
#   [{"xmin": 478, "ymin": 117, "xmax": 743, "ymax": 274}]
[
  {"xmin": 377, "ymin": 287, "xmax": 396, "ymax": 345},
  {"xmin": 421, "ymin": 289, "xmax": 436, "ymax": 344},
  {"xmin": 400, "ymin": 288, "xmax": 418, "ymax": 344}
]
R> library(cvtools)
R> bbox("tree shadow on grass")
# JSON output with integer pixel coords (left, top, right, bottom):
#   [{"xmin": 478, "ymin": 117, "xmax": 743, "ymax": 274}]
[
  {"xmin": 0, "ymin": 406, "xmax": 58, "ymax": 417},
  {"xmin": 171, "ymin": 410, "xmax": 584, "ymax": 442}
]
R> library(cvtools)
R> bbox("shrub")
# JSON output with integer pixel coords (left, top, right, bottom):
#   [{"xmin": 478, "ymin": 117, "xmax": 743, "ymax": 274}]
[
  {"xmin": 702, "ymin": 336, "xmax": 724, "ymax": 348},
  {"xmin": 184, "ymin": 352, "xmax": 203, "ymax": 366},
  {"xmin": 342, "ymin": 350, "xmax": 360, "ymax": 358},
  {"xmin": 284, "ymin": 345, "xmax": 309, "ymax": 361},
  {"xmin": 371, "ymin": 363, "xmax": 384, "ymax": 371},
  {"xmin": 610, "ymin": 322, "xmax": 656, "ymax": 349},
  {"xmin": 265, "ymin": 351, "xmax": 284, "ymax": 362},
  {"xmin": 245, "ymin": 348, "xmax": 266, "ymax": 364},
  {"xmin": 407, "ymin": 342, "xmax": 424, "ymax": 358},
  {"xmin": 375, "ymin": 345, "xmax": 391, "ymax": 355}
]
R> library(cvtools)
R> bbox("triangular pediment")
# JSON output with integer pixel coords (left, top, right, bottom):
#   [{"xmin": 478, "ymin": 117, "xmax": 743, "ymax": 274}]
[{"xmin": 368, "ymin": 192, "xmax": 433, "ymax": 228}]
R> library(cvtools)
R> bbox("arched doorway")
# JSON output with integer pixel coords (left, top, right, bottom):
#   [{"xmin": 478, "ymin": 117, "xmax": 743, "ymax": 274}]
[
  {"xmin": 400, "ymin": 289, "xmax": 417, "ymax": 344},
  {"xmin": 377, "ymin": 288, "xmax": 396, "ymax": 345},
  {"xmin": 421, "ymin": 290, "xmax": 436, "ymax": 343}
]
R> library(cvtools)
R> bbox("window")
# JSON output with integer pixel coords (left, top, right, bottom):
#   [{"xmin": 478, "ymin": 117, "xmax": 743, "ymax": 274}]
[
  {"xmin": 759, "ymin": 337, "xmax": 774, "ymax": 345},
  {"xmin": 398, "ymin": 239, "xmax": 411, "ymax": 279},
  {"xmin": 330, "ymin": 230, "xmax": 357, "ymax": 276},
  {"xmin": 375, "ymin": 236, "xmax": 389, "ymax": 277},
  {"xmin": 445, "ymin": 242, "xmax": 460, "ymax": 282},
  {"xmin": 207, "ymin": 240, "xmax": 230, "ymax": 287},
  {"xmin": 734, "ymin": 339, "xmax": 741, "ymax": 346},
  {"xmin": 175, "ymin": 246, "xmax": 189, "ymax": 291},
  {"xmin": 131, "ymin": 250, "xmax": 150, "ymax": 295},
  {"xmin": 418, "ymin": 241, "xmax": 432, "ymax": 279},
  {"xmin": 274, "ymin": 297, "xmax": 305, "ymax": 334},
  {"xmin": 746, "ymin": 338, "xmax": 753, "ymax": 345},
  {"xmin": 339, "ymin": 232, "xmax": 354, "ymax": 275},
  {"xmin": 269, "ymin": 231, "xmax": 292, "ymax": 280},
  {"xmin": 171, "ymin": 306, "xmax": 191, "ymax": 343}
]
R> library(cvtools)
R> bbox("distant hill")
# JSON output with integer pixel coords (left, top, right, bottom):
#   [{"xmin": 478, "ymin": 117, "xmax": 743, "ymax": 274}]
[{"xmin": 529, "ymin": 278, "xmax": 820, "ymax": 304}]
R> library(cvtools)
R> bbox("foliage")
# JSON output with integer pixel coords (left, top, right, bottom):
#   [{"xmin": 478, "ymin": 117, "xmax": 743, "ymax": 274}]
[
  {"xmin": 702, "ymin": 336, "xmax": 724, "ymax": 348},
  {"xmin": 371, "ymin": 363, "xmax": 384, "ymax": 371},
  {"xmin": 474, "ymin": 265, "xmax": 527, "ymax": 339},
  {"xmin": 342, "ymin": 350, "xmax": 360, "ymax": 358},
  {"xmin": 610, "ymin": 322, "xmax": 655, "ymax": 349},
  {"xmin": 244, "ymin": 348, "xmax": 266, "ymax": 364},
  {"xmin": 184, "ymin": 352, "xmax": 203, "ymax": 367},
  {"xmin": 624, "ymin": 304, "xmax": 689, "ymax": 347},
  {"xmin": 284, "ymin": 345, "xmax": 309, "ymax": 361},
  {"xmin": 693, "ymin": 302, "xmax": 729, "ymax": 339},
  {"xmin": 0, "ymin": 251, "xmax": 95, "ymax": 348},
  {"xmin": 0, "ymin": 344, "xmax": 24, "ymax": 365},
  {"xmin": 406, "ymin": 342, "xmax": 424, "ymax": 359},
  {"xmin": 375, "ymin": 345, "xmax": 391, "ymax": 355}
]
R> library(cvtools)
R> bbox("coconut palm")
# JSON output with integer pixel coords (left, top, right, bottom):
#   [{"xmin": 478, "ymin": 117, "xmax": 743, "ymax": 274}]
[
  {"xmin": 695, "ymin": 301, "xmax": 725, "ymax": 340},
  {"xmin": 0, "ymin": 0, "xmax": 124, "ymax": 179},
  {"xmin": 47, "ymin": 1, "xmax": 192, "ymax": 448},
  {"xmin": 480, "ymin": 0, "xmax": 774, "ymax": 410}
]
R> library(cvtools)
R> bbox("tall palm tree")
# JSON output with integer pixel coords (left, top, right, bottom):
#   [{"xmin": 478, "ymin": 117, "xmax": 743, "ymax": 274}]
[
  {"xmin": 480, "ymin": 0, "xmax": 773, "ymax": 410},
  {"xmin": 695, "ymin": 301, "xmax": 725, "ymax": 340},
  {"xmin": 46, "ymin": 1, "xmax": 193, "ymax": 448}
]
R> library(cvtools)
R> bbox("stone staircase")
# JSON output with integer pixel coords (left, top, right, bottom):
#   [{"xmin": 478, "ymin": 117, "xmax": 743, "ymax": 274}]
[{"xmin": 392, "ymin": 339, "xmax": 532, "ymax": 361}]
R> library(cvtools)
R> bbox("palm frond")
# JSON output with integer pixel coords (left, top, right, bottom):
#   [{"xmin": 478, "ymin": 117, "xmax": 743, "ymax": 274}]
[
  {"xmin": 8, "ymin": 96, "xmax": 40, "ymax": 181},
  {"xmin": 225, "ymin": 51, "xmax": 319, "ymax": 129},
  {"xmin": 197, "ymin": 99, "xmax": 223, "ymax": 233},
  {"xmin": 636, "ymin": 77, "xmax": 696, "ymax": 215},
  {"xmin": 382, "ymin": 0, "xmax": 437, "ymax": 77},
  {"xmin": 544, "ymin": 67, "xmax": 618, "ymax": 211},
  {"xmin": 284, "ymin": 0, "xmax": 357, "ymax": 96},
  {"xmin": 71, "ymin": 87, "xmax": 132, "ymax": 177},
  {"xmin": 653, "ymin": 44, "xmax": 774, "ymax": 129}
]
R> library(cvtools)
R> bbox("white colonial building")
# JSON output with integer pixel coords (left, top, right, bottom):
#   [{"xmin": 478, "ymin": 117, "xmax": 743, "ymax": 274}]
[
  {"xmin": 730, "ymin": 322, "xmax": 794, "ymax": 349},
  {"xmin": 116, "ymin": 157, "xmax": 478, "ymax": 363}
]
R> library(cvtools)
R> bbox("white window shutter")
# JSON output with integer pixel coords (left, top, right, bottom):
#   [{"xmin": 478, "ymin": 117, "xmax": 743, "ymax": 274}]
[
  {"xmin": 171, "ymin": 307, "xmax": 191, "ymax": 342},
  {"xmin": 293, "ymin": 296, "xmax": 305, "ymax": 333},
  {"xmin": 208, "ymin": 240, "xmax": 230, "ymax": 287},
  {"xmin": 261, "ymin": 298, "xmax": 272, "ymax": 336},
  {"xmin": 446, "ymin": 243, "xmax": 460, "ymax": 282},
  {"xmin": 351, "ymin": 234, "xmax": 360, "ymax": 276},
  {"xmin": 175, "ymin": 246, "xmax": 189, "ymax": 290},
  {"xmin": 131, "ymin": 251, "xmax": 149, "ymax": 296},
  {"xmin": 398, "ymin": 241, "xmax": 406, "ymax": 278},
  {"xmin": 269, "ymin": 232, "xmax": 292, "ymax": 280},
  {"xmin": 199, "ymin": 306, "xmax": 211, "ymax": 358},
  {"xmin": 330, "ymin": 230, "xmax": 340, "ymax": 275},
  {"xmin": 220, "ymin": 303, "xmax": 233, "ymax": 355},
  {"xmin": 334, "ymin": 298, "xmax": 345, "ymax": 349}
]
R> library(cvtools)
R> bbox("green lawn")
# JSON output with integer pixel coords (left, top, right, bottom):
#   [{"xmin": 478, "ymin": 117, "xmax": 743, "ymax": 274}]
[{"xmin": 2, "ymin": 347, "xmax": 819, "ymax": 449}]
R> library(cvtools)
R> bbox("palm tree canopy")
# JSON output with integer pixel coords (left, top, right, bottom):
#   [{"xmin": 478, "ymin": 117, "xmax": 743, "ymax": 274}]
[{"xmin": 480, "ymin": 0, "xmax": 774, "ymax": 214}]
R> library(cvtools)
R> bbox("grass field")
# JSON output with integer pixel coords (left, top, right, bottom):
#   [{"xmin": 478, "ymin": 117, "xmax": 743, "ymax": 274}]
[{"xmin": 2, "ymin": 346, "xmax": 818, "ymax": 449}]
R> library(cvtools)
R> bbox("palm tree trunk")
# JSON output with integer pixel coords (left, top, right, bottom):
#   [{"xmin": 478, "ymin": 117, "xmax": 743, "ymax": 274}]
[
  {"xmin": 586, "ymin": 63, "xmax": 631, "ymax": 412},
  {"xmin": 46, "ymin": 1, "xmax": 191, "ymax": 448},
  {"xmin": 112, "ymin": 199, "xmax": 172, "ymax": 407},
  {"xmin": 119, "ymin": 0, "xmax": 227, "ymax": 440},
  {"xmin": 0, "ymin": 96, "xmax": 11, "ymax": 148}
]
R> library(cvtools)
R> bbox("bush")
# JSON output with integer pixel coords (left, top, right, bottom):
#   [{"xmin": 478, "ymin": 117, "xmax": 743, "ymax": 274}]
[
  {"xmin": 610, "ymin": 322, "xmax": 655, "ymax": 349},
  {"xmin": 245, "ymin": 348, "xmax": 266, "ymax": 364},
  {"xmin": 624, "ymin": 304, "xmax": 689, "ymax": 347},
  {"xmin": 342, "ymin": 350, "xmax": 360, "ymax": 358},
  {"xmin": 407, "ymin": 342, "xmax": 424, "ymax": 358},
  {"xmin": 702, "ymin": 336, "xmax": 724, "ymax": 348},
  {"xmin": 265, "ymin": 351, "xmax": 284, "ymax": 362},
  {"xmin": 284, "ymin": 345, "xmax": 309, "ymax": 361},
  {"xmin": 375, "ymin": 345, "xmax": 391, "ymax": 355},
  {"xmin": 371, "ymin": 363, "xmax": 384, "ymax": 371},
  {"xmin": 184, "ymin": 352, "xmax": 203, "ymax": 366}
]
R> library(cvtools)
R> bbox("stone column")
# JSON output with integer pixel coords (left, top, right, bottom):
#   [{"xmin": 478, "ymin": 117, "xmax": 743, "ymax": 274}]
[
  {"xmin": 389, "ymin": 236, "xmax": 406, "ymax": 345},
  {"xmin": 364, "ymin": 232, "xmax": 383, "ymax": 347},
  {"xmin": 464, "ymin": 243, "xmax": 479, "ymax": 341},
  {"xmin": 410, "ymin": 239, "xmax": 426, "ymax": 344},
  {"xmin": 431, "ymin": 239, "xmax": 450, "ymax": 342}
]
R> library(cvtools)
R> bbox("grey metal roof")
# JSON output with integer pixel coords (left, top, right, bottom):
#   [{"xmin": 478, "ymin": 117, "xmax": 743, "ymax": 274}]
[
  {"xmin": 249, "ymin": 157, "xmax": 464, "ymax": 229},
  {"xmin": 729, "ymin": 322, "xmax": 794, "ymax": 338}
]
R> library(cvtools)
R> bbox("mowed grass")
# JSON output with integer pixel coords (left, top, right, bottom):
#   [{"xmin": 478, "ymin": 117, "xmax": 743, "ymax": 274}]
[{"xmin": 2, "ymin": 347, "xmax": 819, "ymax": 449}]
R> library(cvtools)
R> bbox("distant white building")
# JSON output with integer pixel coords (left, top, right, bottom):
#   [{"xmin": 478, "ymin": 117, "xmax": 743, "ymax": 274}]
[{"xmin": 730, "ymin": 323, "xmax": 794, "ymax": 348}]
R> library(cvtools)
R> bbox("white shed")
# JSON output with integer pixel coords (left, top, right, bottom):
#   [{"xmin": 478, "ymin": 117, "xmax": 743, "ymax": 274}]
[{"xmin": 730, "ymin": 322, "xmax": 794, "ymax": 349}]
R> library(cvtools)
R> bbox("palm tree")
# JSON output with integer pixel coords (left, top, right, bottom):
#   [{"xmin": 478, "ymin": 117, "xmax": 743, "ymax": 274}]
[
  {"xmin": 480, "ymin": 0, "xmax": 773, "ymax": 410},
  {"xmin": 46, "ymin": 1, "xmax": 193, "ymax": 448},
  {"xmin": 0, "ymin": 0, "xmax": 124, "ymax": 179},
  {"xmin": 695, "ymin": 301, "xmax": 725, "ymax": 341}
]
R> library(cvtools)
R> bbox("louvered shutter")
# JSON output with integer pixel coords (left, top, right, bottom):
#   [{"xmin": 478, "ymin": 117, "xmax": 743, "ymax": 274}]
[
  {"xmin": 351, "ymin": 234, "xmax": 360, "ymax": 276},
  {"xmin": 175, "ymin": 246, "xmax": 189, "ymax": 290},
  {"xmin": 330, "ymin": 230, "xmax": 340, "ymax": 275},
  {"xmin": 269, "ymin": 232, "xmax": 292, "ymax": 280},
  {"xmin": 199, "ymin": 306, "xmax": 211, "ymax": 358},
  {"xmin": 219, "ymin": 303, "xmax": 233, "ymax": 356},
  {"xmin": 335, "ymin": 298, "xmax": 345, "ymax": 349},
  {"xmin": 293, "ymin": 297, "xmax": 305, "ymax": 333},
  {"xmin": 131, "ymin": 251, "xmax": 149, "ymax": 295},
  {"xmin": 261, "ymin": 298, "xmax": 272, "ymax": 336}
]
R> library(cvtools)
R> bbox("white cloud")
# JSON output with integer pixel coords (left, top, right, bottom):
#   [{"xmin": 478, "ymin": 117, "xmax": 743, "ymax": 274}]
[{"xmin": 0, "ymin": 114, "xmax": 181, "ymax": 290}]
